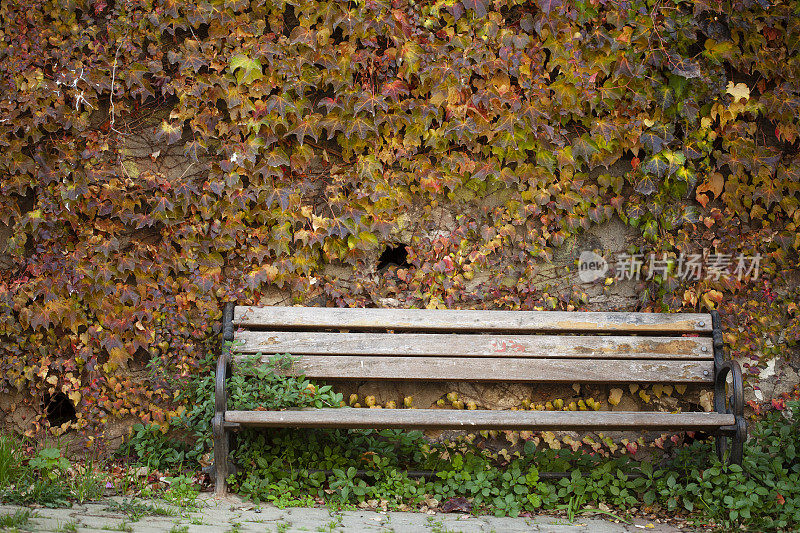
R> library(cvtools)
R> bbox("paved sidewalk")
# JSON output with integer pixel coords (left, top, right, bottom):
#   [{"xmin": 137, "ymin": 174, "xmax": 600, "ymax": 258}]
[{"xmin": 0, "ymin": 494, "xmax": 690, "ymax": 532}]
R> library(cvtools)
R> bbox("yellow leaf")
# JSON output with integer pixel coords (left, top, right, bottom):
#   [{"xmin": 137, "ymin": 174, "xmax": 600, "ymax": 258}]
[
  {"xmin": 68, "ymin": 391, "xmax": 81, "ymax": 405},
  {"xmin": 46, "ymin": 375, "xmax": 58, "ymax": 385},
  {"xmin": 702, "ymin": 289, "xmax": 724, "ymax": 309},
  {"xmin": 608, "ymin": 388, "xmax": 623, "ymax": 406},
  {"xmin": 726, "ymin": 81, "xmax": 750, "ymax": 102}
]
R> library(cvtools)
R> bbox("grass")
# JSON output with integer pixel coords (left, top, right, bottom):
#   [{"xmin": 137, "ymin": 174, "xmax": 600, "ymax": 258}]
[
  {"xmin": 425, "ymin": 516, "xmax": 461, "ymax": 533},
  {"xmin": 100, "ymin": 522, "xmax": 133, "ymax": 532},
  {"xmin": 104, "ymin": 499, "xmax": 176, "ymax": 521},
  {"xmin": 0, "ymin": 509, "xmax": 34, "ymax": 530},
  {"xmin": 0, "ymin": 433, "xmax": 105, "ymax": 508},
  {"xmin": 58, "ymin": 519, "xmax": 79, "ymax": 532},
  {"xmin": 316, "ymin": 514, "xmax": 343, "ymax": 532},
  {"xmin": 0, "ymin": 435, "xmax": 23, "ymax": 488}
]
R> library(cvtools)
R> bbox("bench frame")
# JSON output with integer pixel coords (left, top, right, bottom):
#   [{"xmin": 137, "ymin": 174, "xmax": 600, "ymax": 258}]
[{"xmin": 212, "ymin": 304, "xmax": 745, "ymax": 497}]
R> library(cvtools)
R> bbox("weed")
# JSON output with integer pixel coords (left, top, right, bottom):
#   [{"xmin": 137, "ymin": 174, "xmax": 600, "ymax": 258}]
[
  {"xmin": 104, "ymin": 499, "xmax": 175, "ymax": 521},
  {"xmin": 0, "ymin": 509, "xmax": 33, "ymax": 530},
  {"xmin": 425, "ymin": 516, "xmax": 459, "ymax": 533},
  {"xmin": 0, "ymin": 435, "xmax": 23, "ymax": 488},
  {"xmin": 316, "ymin": 513, "xmax": 343, "ymax": 532},
  {"xmin": 162, "ymin": 474, "xmax": 199, "ymax": 508},
  {"xmin": 58, "ymin": 519, "xmax": 79, "ymax": 532},
  {"xmin": 100, "ymin": 522, "xmax": 133, "ymax": 533}
]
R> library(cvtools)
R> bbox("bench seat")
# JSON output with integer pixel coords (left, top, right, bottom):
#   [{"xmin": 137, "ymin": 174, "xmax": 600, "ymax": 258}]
[
  {"xmin": 213, "ymin": 305, "xmax": 746, "ymax": 496},
  {"xmin": 225, "ymin": 408, "xmax": 736, "ymax": 431}
]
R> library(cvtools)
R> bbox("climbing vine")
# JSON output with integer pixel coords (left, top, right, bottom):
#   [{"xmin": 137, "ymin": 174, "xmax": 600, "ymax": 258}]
[{"xmin": 0, "ymin": 0, "xmax": 799, "ymax": 438}]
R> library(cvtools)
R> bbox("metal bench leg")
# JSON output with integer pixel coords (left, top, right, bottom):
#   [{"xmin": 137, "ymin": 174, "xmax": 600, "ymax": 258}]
[
  {"xmin": 713, "ymin": 360, "xmax": 746, "ymax": 466},
  {"xmin": 213, "ymin": 413, "xmax": 229, "ymax": 497},
  {"xmin": 729, "ymin": 416, "xmax": 747, "ymax": 466},
  {"xmin": 213, "ymin": 302, "xmax": 236, "ymax": 497},
  {"xmin": 711, "ymin": 311, "xmax": 746, "ymax": 466}
]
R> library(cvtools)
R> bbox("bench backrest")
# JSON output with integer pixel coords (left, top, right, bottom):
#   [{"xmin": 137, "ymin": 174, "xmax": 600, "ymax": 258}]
[{"xmin": 230, "ymin": 306, "xmax": 715, "ymax": 385}]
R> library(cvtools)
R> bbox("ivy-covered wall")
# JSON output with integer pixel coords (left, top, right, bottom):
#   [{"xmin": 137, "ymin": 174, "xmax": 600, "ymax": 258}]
[{"xmin": 1, "ymin": 0, "xmax": 799, "ymax": 444}]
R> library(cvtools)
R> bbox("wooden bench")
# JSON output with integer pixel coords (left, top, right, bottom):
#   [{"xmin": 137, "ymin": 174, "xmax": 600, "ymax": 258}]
[{"xmin": 213, "ymin": 305, "xmax": 745, "ymax": 496}]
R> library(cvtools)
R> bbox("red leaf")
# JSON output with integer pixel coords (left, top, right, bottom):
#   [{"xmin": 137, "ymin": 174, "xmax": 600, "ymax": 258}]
[
  {"xmin": 536, "ymin": 0, "xmax": 562, "ymax": 14},
  {"xmin": 461, "ymin": 0, "xmax": 488, "ymax": 17}
]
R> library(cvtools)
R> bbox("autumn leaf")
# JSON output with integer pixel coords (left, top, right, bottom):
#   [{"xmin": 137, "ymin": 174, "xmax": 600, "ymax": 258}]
[
  {"xmin": 229, "ymin": 54, "xmax": 263, "ymax": 84},
  {"xmin": 461, "ymin": 0, "xmax": 489, "ymax": 17},
  {"xmin": 608, "ymin": 388, "xmax": 623, "ymax": 406},
  {"xmin": 644, "ymin": 155, "xmax": 670, "ymax": 179},
  {"xmin": 726, "ymin": 81, "xmax": 750, "ymax": 102},
  {"xmin": 696, "ymin": 172, "xmax": 724, "ymax": 207},
  {"xmin": 571, "ymin": 135, "xmax": 598, "ymax": 165},
  {"xmin": 263, "ymin": 147, "xmax": 290, "ymax": 167},
  {"xmin": 635, "ymin": 174, "xmax": 658, "ymax": 196},
  {"xmin": 265, "ymin": 93, "xmax": 296, "ymax": 118},
  {"xmin": 354, "ymin": 92, "xmax": 388, "ymax": 116},
  {"xmin": 381, "ymin": 80, "xmax": 409, "ymax": 101},
  {"xmin": 155, "ymin": 120, "xmax": 182, "ymax": 144},
  {"xmin": 536, "ymin": 0, "xmax": 562, "ymax": 14},
  {"xmin": 670, "ymin": 57, "xmax": 701, "ymax": 79},
  {"xmin": 287, "ymin": 114, "xmax": 321, "ymax": 145},
  {"xmin": 399, "ymin": 42, "xmax": 423, "ymax": 78},
  {"xmin": 345, "ymin": 116, "xmax": 377, "ymax": 140},
  {"xmin": 753, "ymin": 179, "xmax": 782, "ymax": 208}
]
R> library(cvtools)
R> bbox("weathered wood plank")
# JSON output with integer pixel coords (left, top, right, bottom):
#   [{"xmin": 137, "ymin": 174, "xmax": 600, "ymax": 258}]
[
  {"xmin": 233, "ymin": 306, "xmax": 712, "ymax": 334},
  {"xmin": 233, "ymin": 331, "xmax": 713, "ymax": 359},
  {"xmin": 225, "ymin": 409, "xmax": 735, "ymax": 431},
  {"xmin": 235, "ymin": 355, "xmax": 714, "ymax": 382}
]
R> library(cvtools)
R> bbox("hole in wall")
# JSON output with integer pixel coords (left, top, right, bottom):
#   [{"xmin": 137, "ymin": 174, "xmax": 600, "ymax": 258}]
[
  {"xmin": 45, "ymin": 392, "xmax": 77, "ymax": 427},
  {"xmin": 377, "ymin": 244, "xmax": 409, "ymax": 270}
]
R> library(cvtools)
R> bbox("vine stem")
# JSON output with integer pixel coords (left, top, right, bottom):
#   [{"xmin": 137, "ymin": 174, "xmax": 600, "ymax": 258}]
[{"xmin": 109, "ymin": 40, "xmax": 124, "ymax": 135}]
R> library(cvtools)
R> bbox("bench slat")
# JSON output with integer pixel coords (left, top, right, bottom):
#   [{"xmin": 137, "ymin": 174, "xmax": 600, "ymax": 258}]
[
  {"xmin": 233, "ymin": 306, "xmax": 712, "ymax": 334},
  {"xmin": 233, "ymin": 331, "xmax": 713, "ymax": 359},
  {"xmin": 240, "ymin": 355, "xmax": 714, "ymax": 383},
  {"xmin": 225, "ymin": 409, "xmax": 735, "ymax": 431}
]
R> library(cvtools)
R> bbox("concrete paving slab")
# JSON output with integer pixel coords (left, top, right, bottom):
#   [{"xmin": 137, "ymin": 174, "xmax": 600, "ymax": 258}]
[{"xmin": 0, "ymin": 497, "xmax": 691, "ymax": 533}]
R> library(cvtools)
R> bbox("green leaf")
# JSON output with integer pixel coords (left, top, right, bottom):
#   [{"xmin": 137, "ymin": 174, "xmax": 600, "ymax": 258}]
[
  {"xmin": 400, "ymin": 42, "xmax": 423, "ymax": 78},
  {"xmin": 571, "ymin": 135, "xmax": 598, "ymax": 165},
  {"xmin": 229, "ymin": 54, "xmax": 263, "ymax": 84},
  {"xmin": 644, "ymin": 156, "xmax": 670, "ymax": 179},
  {"xmin": 345, "ymin": 116, "xmax": 377, "ymax": 140},
  {"xmin": 264, "ymin": 147, "xmax": 290, "ymax": 167}
]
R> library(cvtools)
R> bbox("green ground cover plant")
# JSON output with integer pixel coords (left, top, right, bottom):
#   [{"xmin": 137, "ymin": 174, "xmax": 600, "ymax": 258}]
[
  {"xmin": 0, "ymin": 435, "xmax": 92, "ymax": 507},
  {"xmin": 117, "ymin": 355, "xmax": 800, "ymax": 531},
  {"xmin": 0, "ymin": 432, "xmax": 200, "ymax": 511}
]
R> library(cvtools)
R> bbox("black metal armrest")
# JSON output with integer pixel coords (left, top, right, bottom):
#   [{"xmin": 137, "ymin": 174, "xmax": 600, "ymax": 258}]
[{"xmin": 714, "ymin": 360, "xmax": 744, "ymax": 418}]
